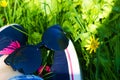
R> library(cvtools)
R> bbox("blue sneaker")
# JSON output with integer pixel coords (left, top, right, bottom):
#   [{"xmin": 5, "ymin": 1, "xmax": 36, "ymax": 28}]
[
  {"xmin": 41, "ymin": 25, "xmax": 82, "ymax": 80},
  {"xmin": 0, "ymin": 24, "xmax": 27, "ymax": 56},
  {"xmin": 4, "ymin": 24, "xmax": 82, "ymax": 80}
]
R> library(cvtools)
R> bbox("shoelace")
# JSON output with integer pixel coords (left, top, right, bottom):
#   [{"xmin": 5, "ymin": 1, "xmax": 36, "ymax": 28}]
[{"xmin": 0, "ymin": 41, "xmax": 20, "ymax": 55}]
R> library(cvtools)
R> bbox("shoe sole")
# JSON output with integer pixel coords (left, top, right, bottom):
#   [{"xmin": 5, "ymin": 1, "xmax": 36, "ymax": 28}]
[{"xmin": 65, "ymin": 40, "xmax": 82, "ymax": 80}]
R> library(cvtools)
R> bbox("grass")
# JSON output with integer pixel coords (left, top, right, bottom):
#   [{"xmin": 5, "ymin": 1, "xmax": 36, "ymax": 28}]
[{"xmin": 0, "ymin": 0, "xmax": 120, "ymax": 80}]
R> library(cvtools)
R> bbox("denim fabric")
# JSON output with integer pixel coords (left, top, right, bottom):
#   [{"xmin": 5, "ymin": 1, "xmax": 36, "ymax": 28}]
[{"xmin": 9, "ymin": 75, "xmax": 43, "ymax": 80}]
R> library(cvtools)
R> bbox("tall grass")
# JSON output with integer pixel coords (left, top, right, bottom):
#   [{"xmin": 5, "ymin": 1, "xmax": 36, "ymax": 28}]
[{"xmin": 0, "ymin": 0, "xmax": 120, "ymax": 80}]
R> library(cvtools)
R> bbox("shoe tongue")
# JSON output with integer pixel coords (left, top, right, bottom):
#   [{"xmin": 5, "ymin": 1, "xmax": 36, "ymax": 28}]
[
  {"xmin": 4, "ymin": 45, "xmax": 42, "ymax": 74},
  {"xmin": 42, "ymin": 25, "xmax": 69, "ymax": 51}
]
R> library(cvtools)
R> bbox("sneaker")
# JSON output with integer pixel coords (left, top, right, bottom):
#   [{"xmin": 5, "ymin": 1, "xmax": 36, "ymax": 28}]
[
  {"xmin": 0, "ymin": 24, "xmax": 27, "ymax": 56},
  {"xmin": 41, "ymin": 25, "xmax": 82, "ymax": 80},
  {"xmin": 4, "ymin": 24, "xmax": 82, "ymax": 80}
]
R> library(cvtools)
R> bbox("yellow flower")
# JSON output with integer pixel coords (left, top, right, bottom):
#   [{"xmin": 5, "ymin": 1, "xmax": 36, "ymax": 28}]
[
  {"xmin": 0, "ymin": 0, "xmax": 8, "ymax": 7},
  {"xmin": 85, "ymin": 36, "xmax": 100, "ymax": 53}
]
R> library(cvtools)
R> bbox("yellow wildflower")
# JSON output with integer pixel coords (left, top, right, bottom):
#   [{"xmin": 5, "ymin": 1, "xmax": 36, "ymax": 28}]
[
  {"xmin": 0, "ymin": 0, "xmax": 8, "ymax": 7},
  {"xmin": 85, "ymin": 36, "xmax": 100, "ymax": 54}
]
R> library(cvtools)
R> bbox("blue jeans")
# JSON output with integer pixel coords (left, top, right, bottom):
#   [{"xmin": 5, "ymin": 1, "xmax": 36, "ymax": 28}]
[{"xmin": 9, "ymin": 75, "xmax": 43, "ymax": 80}]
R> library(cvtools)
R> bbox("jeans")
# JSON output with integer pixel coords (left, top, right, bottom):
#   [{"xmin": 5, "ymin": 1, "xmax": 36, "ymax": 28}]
[{"xmin": 9, "ymin": 75, "xmax": 43, "ymax": 80}]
